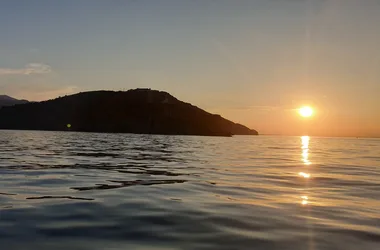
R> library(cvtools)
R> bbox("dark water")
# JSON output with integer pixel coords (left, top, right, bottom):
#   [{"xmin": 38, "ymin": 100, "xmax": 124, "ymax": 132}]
[{"xmin": 1, "ymin": 130, "xmax": 380, "ymax": 250}]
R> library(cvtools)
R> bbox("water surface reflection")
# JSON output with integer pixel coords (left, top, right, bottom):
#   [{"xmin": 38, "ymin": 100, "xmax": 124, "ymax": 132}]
[
  {"xmin": 300, "ymin": 136, "xmax": 311, "ymax": 206},
  {"xmin": 1, "ymin": 131, "xmax": 380, "ymax": 250},
  {"xmin": 301, "ymin": 136, "xmax": 311, "ymax": 165}
]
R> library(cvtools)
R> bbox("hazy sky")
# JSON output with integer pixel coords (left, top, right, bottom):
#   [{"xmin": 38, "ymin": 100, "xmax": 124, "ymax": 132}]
[{"xmin": 0, "ymin": 0, "xmax": 379, "ymax": 137}]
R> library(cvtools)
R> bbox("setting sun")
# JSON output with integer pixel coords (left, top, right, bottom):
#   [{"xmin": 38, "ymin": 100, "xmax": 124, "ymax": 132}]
[{"xmin": 298, "ymin": 106, "xmax": 314, "ymax": 118}]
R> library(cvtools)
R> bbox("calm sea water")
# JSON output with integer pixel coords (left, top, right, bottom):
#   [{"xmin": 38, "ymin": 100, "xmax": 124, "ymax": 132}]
[{"xmin": 1, "ymin": 130, "xmax": 380, "ymax": 250}]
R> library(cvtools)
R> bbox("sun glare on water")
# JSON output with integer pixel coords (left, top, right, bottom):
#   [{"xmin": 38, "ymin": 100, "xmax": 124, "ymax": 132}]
[{"xmin": 298, "ymin": 106, "xmax": 314, "ymax": 118}]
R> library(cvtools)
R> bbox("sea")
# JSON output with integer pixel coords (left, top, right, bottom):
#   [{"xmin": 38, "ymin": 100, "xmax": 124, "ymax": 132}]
[{"xmin": 0, "ymin": 130, "xmax": 379, "ymax": 250}]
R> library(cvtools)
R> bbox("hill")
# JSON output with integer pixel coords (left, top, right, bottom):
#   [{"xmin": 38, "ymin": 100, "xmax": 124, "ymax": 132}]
[
  {"xmin": 0, "ymin": 95, "xmax": 28, "ymax": 108},
  {"xmin": 0, "ymin": 89, "xmax": 258, "ymax": 136}
]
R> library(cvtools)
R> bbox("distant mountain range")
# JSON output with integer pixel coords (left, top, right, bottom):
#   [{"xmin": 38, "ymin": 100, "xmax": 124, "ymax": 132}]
[
  {"xmin": 0, "ymin": 89, "xmax": 258, "ymax": 136},
  {"xmin": 0, "ymin": 95, "xmax": 28, "ymax": 108}
]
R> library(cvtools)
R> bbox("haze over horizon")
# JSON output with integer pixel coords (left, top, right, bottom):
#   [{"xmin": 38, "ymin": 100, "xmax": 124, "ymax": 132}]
[{"xmin": 1, "ymin": 0, "xmax": 379, "ymax": 137}]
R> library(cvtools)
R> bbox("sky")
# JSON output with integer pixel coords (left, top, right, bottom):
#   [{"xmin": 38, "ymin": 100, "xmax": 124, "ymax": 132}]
[{"xmin": 0, "ymin": 0, "xmax": 379, "ymax": 137}]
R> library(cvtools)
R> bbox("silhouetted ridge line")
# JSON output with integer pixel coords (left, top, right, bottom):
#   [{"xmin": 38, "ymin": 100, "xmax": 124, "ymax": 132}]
[
  {"xmin": 0, "ymin": 88, "xmax": 258, "ymax": 136},
  {"xmin": 0, "ymin": 95, "xmax": 28, "ymax": 108}
]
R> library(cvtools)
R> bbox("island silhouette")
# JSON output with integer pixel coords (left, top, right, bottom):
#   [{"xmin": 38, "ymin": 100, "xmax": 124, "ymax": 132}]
[{"xmin": 0, "ymin": 88, "xmax": 258, "ymax": 137}]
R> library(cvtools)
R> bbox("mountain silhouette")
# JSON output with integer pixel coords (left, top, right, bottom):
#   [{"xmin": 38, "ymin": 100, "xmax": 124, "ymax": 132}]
[
  {"xmin": 0, "ymin": 89, "xmax": 258, "ymax": 136},
  {"xmin": 0, "ymin": 95, "xmax": 28, "ymax": 109}
]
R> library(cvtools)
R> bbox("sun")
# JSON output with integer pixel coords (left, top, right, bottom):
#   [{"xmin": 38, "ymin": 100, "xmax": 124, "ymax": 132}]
[{"xmin": 298, "ymin": 106, "xmax": 314, "ymax": 117}]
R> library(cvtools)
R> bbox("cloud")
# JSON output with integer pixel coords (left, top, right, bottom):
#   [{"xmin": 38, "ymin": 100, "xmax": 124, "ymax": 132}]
[{"xmin": 0, "ymin": 63, "xmax": 52, "ymax": 75}]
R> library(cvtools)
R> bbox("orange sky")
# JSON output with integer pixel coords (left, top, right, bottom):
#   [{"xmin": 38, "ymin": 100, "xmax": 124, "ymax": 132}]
[{"xmin": 1, "ymin": 1, "xmax": 379, "ymax": 137}]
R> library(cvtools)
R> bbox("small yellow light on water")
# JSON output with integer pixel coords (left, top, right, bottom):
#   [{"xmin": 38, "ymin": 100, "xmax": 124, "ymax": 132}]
[
  {"xmin": 298, "ymin": 172, "xmax": 310, "ymax": 178},
  {"xmin": 301, "ymin": 196, "xmax": 308, "ymax": 200},
  {"xmin": 302, "ymin": 200, "xmax": 308, "ymax": 205},
  {"xmin": 67, "ymin": 124, "xmax": 71, "ymax": 128}
]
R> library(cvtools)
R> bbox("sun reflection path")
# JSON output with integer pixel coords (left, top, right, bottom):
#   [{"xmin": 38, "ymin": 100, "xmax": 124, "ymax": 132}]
[
  {"xmin": 298, "ymin": 136, "xmax": 315, "ymax": 249},
  {"xmin": 301, "ymin": 196, "xmax": 309, "ymax": 205},
  {"xmin": 299, "ymin": 136, "xmax": 311, "ymax": 205},
  {"xmin": 299, "ymin": 172, "xmax": 310, "ymax": 178},
  {"xmin": 301, "ymin": 136, "xmax": 311, "ymax": 165}
]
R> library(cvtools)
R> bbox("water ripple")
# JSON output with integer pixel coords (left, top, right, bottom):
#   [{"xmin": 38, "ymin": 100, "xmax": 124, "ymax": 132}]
[{"xmin": 1, "ymin": 130, "xmax": 380, "ymax": 250}]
